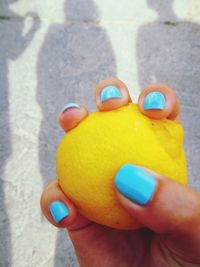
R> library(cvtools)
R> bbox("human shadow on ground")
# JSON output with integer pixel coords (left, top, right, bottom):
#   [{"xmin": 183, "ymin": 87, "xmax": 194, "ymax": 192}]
[
  {"xmin": 0, "ymin": 1, "xmax": 39, "ymax": 266},
  {"xmin": 36, "ymin": 0, "xmax": 116, "ymax": 265},
  {"xmin": 137, "ymin": 0, "xmax": 200, "ymax": 190}
]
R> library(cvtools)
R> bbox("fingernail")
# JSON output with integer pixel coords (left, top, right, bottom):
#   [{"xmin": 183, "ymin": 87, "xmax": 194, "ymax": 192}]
[
  {"xmin": 50, "ymin": 201, "xmax": 69, "ymax": 223},
  {"xmin": 115, "ymin": 164, "xmax": 157, "ymax": 205},
  {"xmin": 100, "ymin": 86, "xmax": 122, "ymax": 102},
  {"xmin": 62, "ymin": 103, "xmax": 80, "ymax": 113},
  {"xmin": 143, "ymin": 92, "xmax": 165, "ymax": 110}
]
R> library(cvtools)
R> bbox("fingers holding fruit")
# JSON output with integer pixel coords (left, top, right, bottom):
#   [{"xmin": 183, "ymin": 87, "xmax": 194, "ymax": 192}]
[
  {"xmin": 115, "ymin": 164, "xmax": 200, "ymax": 258},
  {"xmin": 58, "ymin": 80, "xmax": 180, "ymax": 135},
  {"xmin": 59, "ymin": 77, "xmax": 132, "ymax": 132},
  {"xmin": 53, "ymin": 78, "xmax": 186, "ymax": 230}
]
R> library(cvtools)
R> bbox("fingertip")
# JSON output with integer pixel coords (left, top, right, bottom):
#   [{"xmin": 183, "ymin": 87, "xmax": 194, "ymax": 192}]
[
  {"xmin": 58, "ymin": 105, "xmax": 88, "ymax": 132},
  {"xmin": 40, "ymin": 180, "xmax": 77, "ymax": 228},
  {"xmin": 95, "ymin": 77, "xmax": 131, "ymax": 111},
  {"xmin": 49, "ymin": 200, "xmax": 70, "ymax": 224},
  {"xmin": 114, "ymin": 164, "xmax": 158, "ymax": 207},
  {"xmin": 40, "ymin": 180, "xmax": 91, "ymax": 230},
  {"xmin": 138, "ymin": 84, "xmax": 180, "ymax": 120}
]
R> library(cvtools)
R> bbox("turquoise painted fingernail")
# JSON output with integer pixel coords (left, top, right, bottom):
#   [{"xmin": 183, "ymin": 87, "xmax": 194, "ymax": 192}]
[
  {"xmin": 62, "ymin": 103, "xmax": 80, "ymax": 113},
  {"xmin": 115, "ymin": 164, "xmax": 157, "ymax": 206},
  {"xmin": 100, "ymin": 86, "xmax": 122, "ymax": 102},
  {"xmin": 144, "ymin": 92, "xmax": 165, "ymax": 110},
  {"xmin": 50, "ymin": 201, "xmax": 69, "ymax": 223}
]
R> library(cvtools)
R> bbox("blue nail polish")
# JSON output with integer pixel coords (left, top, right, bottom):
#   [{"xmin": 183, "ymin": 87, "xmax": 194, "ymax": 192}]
[
  {"xmin": 62, "ymin": 103, "xmax": 80, "ymax": 113},
  {"xmin": 144, "ymin": 92, "xmax": 165, "ymax": 110},
  {"xmin": 50, "ymin": 201, "xmax": 69, "ymax": 223},
  {"xmin": 115, "ymin": 164, "xmax": 157, "ymax": 205},
  {"xmin": 100, "ymin": 86, "xmax": 122, "ymax": 102}
]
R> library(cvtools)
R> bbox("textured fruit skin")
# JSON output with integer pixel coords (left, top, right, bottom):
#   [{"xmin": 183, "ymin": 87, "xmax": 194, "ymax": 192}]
[{"xmin": 56, "ymin": 104, "xmax": 187, "ymax": 230}]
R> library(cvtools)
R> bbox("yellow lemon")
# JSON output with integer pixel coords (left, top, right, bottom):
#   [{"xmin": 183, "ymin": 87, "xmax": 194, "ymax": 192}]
[{"xmin": 56, "ymin": 104, "xmax": 187, "ymax": 230}]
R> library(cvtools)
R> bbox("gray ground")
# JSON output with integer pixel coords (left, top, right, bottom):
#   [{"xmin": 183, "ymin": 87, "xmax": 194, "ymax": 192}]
[{"xmin": 0, "ymin": 0, "xmax": 200, "ymax": 266}]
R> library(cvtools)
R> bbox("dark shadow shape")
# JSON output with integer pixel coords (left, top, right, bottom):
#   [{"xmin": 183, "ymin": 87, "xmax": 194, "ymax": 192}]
[
  {"xmin": 137, "ymin": 0, "xmax": 200, "ymax": 190},
  {"xmin": 36, "ymin": 0, "xmax": 116, "ymax": 266},
  {"xmin": 0, "ymin": 1, "xmax": 39, "ymax": 266}
]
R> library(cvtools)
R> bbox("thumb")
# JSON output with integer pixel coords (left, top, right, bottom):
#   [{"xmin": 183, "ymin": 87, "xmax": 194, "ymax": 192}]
[{"xmin": 115, "ymin": 164, "xmax": 200, "ymax": 258}]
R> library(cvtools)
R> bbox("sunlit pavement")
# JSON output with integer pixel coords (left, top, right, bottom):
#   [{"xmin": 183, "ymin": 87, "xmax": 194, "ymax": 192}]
[{"xmin": 0, "ymin": 1, "xmax": 200, "ymax": 266}]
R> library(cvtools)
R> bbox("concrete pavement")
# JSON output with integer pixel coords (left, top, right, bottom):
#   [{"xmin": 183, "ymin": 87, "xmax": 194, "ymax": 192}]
[{"xmin": 0, "ymin": 0, "xmax": 200, "ymax": 266}]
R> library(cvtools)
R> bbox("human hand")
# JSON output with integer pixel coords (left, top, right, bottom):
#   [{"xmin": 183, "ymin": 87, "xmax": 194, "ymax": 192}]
[{"xmin": 41, "ymin": 78, "xmax": 200, "ymax": 267}]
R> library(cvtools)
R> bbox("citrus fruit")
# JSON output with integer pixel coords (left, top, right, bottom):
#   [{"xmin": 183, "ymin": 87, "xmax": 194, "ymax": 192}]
[{"xmin": 56, "ymin": 103, "xmax": 187, "ymax": 230}]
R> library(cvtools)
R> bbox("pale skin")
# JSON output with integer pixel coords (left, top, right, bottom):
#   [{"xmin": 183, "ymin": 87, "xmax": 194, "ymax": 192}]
[{"xmin": 41, "ymin": 78, "xmax": 200, "ymax": 267}]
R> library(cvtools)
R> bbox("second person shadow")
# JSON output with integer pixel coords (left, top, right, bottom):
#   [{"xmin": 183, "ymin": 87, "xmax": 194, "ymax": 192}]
[
  {"xmin": 36, "ymin": 0, "xmax": 116, "ymax": 266},
  {"xmin": 137, "ymin": 0, "xmax": 200, "ymax": 190}
]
